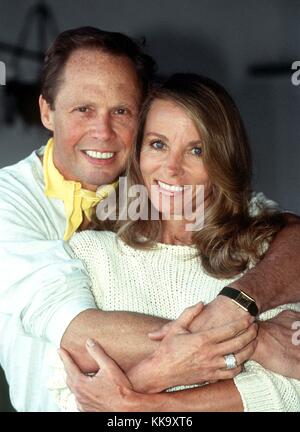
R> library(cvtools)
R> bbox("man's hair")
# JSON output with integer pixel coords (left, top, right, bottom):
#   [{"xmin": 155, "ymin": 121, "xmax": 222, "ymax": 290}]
[{"xmin": 41, "ymin": 26, "xmax": 156, "ymax": 109}]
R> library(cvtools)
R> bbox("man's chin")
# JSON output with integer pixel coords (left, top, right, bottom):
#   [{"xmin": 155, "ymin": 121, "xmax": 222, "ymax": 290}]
[{"xmin": 81, "ymin": 176, "xmax": 119, "ymax": 191}]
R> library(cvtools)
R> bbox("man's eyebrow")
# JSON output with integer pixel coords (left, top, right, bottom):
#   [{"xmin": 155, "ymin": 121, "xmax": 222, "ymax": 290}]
[
  {"xmin": 144, "ymin": 132, "xmax": 168, "ymax": 140},
  {"xmin": 68, "ymin": 99, "xmax": 95, "ymax": 106}
]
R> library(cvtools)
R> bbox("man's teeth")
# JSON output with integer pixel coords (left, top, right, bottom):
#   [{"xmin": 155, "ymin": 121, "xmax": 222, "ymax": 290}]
[
  {"xmin": 157, "ymin": 180, "xmax": 184, "ymax": 192},
  {"xmin": 84, "ymin": 150, "xmax": 115, "ymax": 159}
]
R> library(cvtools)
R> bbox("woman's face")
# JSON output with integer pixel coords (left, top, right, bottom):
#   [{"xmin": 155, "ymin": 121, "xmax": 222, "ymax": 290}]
[{"xmin": 140, "ymin": 99, "xmax": 212, "ymax": 219}]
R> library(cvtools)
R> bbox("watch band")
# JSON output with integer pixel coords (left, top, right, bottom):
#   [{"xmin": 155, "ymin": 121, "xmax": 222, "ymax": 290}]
[{"xmin": 218, "ymin": 286, "xmax": 259, "ymax": 317}]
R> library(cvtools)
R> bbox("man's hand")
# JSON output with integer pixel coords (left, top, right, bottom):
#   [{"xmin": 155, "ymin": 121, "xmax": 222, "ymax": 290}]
[
  {"xmin": 128, "ymin": 302, "xmax": 258, "ymax": 393},
  {"xmin": 188, "ymin": 295, "xmax": 251, "ymax": 333},
  {"xmin": 251, "ymin": 310, "xmax": 300, "ymax": 379},
  {"xmin": 59, "ymin": 339, "xmax": 139, "ymax": 412}
]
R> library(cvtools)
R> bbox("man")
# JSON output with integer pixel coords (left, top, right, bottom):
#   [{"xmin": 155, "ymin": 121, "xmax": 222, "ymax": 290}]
[{"xmin": 0, "ymin": 27, "xmax": 299, "ymax": 412}]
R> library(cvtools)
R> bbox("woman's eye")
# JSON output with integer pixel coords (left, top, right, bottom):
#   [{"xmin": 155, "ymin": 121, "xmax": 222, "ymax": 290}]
[
  {"xmin": 151, "ymin": 140, "xmax": 165, "ymax": 150},
  {"xmin": 114, "ymin": 107, "xmax": 128, "ymax": 115},
  {"xmin": 191, "ymin": 147, "xmax": 202, "ymax": 156}
]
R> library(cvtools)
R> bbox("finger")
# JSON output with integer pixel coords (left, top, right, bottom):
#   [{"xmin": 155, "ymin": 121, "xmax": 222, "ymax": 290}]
[
  {"xmin": 215, "ymin": 323, "xmax": 258, "ymax": 356},
  {"xmin": 214, "ymin": 365, "xmax": 243, "ymax": 381},
  {"xmin": 208, "ymin": 317, "xmax": 254, "ymax": 344},
  {"xmin": 87, "ymin": 340, "xmax": 132, "ymax": 388},
  {"xmin": 149, "ymin": 303, "xmax": 204, "ymax": 340},
  {"xmin": 176, "ymin": 302, "xmax": 204, "ymax": 329},
  {"xmin": 234, "ymin": 339, "xmax": 258, "ymax": 365},
  {"xmin": 58, "ymin": 348, "xmax": 83, "ymax": 379},
  {"xmin": 86, "ymin": 339, "xmax": 124, "ymax": 371}
]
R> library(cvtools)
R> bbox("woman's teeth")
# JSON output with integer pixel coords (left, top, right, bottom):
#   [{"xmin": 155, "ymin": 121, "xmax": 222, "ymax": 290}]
[
  {"xmin": 157, "ymin": 180, "xmax": 184, "ymax": 192},
  {"xmin": 84, "ymin": 150, "xmax": 115, "ymax": 159}
]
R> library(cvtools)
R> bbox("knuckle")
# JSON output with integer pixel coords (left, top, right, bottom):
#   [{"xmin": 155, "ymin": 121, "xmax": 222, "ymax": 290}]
[
  {"xmin": 249, "ymin": 326, "xmax": 257, "ymax": 339},
  {"xmin": 198, "ymin": 333, "xmax": 208, "ymax": 346},
  {"xmin": 242, "ymin": 317, "xmax": 250, "ymax": 328},
  {"xmin": 72, "ymin": 376, "xmax": 84, "ymax": 392}
]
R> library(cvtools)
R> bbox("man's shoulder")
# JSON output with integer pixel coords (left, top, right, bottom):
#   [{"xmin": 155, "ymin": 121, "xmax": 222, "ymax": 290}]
[{"xmin": 0, "ymin": 146, "xmax": 45, "ymax": 190}]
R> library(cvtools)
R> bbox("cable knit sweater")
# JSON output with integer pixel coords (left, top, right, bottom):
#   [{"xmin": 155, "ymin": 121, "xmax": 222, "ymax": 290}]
[{"xmin": 48, "ymin": 230, "xmax": 300, "ymax": 412}]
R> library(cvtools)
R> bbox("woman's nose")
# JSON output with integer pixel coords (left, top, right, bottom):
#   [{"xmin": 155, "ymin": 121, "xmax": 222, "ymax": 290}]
[{"xmin": 165, "ymin": 152, "xmax": 184, "ymax": 176}]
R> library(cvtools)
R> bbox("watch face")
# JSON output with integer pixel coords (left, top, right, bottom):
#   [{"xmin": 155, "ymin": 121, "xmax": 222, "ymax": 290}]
[{"xmin": 236, "ymin": 292, "xmax": 253, "ymax": 309}]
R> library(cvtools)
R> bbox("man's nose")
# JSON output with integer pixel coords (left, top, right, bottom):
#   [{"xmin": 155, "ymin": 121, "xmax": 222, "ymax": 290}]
[{"xmin": 90, "ymin": 113, "xmax": 115, "ymax": 141}]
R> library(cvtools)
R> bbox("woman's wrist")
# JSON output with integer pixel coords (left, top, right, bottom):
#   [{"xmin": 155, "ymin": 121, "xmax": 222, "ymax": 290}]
[{"xmin": 127, "ymin": 354, "xmax": 166, "ymax": 394}]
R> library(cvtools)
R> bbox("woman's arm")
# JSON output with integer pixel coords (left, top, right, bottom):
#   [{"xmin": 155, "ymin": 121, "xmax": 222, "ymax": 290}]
[
  {"xmin": 58, "ymin": 340, "xmax": 244, "ymax": 412},
  {"xmin": 59, "ymin": 339, "xmax": 300, "ymax": 412}
]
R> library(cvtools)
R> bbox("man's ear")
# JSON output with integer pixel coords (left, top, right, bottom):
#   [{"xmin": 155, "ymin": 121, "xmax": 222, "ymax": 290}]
[{"xmin": 39, "ymin": 95, "xmax": 54, "ymax": 131}]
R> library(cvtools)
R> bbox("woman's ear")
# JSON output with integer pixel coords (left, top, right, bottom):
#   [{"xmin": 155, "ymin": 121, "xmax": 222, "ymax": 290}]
[{"xmin": 39, "ymin": 95, "xmax": 54, "ymax": 131}]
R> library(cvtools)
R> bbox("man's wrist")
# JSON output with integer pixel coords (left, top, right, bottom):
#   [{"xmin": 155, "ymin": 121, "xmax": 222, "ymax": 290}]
[
  {"xmin": 218, "ymin": 286, "xmax": 259, "ymax": 317},
  {"xmin": 229, "ymin": 280, "xmax": 262, "ymax": 312}
]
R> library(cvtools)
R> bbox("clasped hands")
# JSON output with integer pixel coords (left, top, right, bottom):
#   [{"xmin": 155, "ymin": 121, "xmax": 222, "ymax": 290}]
[
  {"xmin": 59, "ymin": 297, "xmax": 259, "ymax": 411},
  {"xmin": 59, "ymin": 296, "xmax": 300, "ymax": 411}
]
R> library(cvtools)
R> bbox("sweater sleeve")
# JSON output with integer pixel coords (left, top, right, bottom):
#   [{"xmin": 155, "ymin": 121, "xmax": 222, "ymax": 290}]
[
  {"xmin": 233, "ymin": 304, "xmax": 300, "ymax": 412},
  {"xmin": 234, "ymin": 361, "xmax": 300, "ymax": 412},
  {"xmin": 0, "ymin": 171, "xmax": 97, "ymax": 348}
]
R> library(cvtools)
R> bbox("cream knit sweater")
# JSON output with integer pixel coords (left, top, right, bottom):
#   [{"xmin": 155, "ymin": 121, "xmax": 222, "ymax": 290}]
[{"xmin": 48, "ymin": 230, "xmax": 300, "ymax": 412}]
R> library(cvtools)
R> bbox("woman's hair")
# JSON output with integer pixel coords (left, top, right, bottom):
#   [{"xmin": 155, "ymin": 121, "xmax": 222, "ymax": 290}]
[
  {"xmin": 41, "ymin": 26, "xmax": 156, "ymax": 109},
  {"xmin": 93, "ymin": 73, "xmax": 284, "ymax": 278}
]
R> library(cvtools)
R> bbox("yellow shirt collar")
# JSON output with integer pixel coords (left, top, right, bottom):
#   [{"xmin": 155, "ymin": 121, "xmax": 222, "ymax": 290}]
[{"xmin": 43, "ymin": 138, "xmax": 118, "ymax": 240}]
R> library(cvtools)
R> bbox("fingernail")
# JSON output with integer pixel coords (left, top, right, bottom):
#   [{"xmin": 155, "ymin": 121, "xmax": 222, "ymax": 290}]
[{"xmin": 86, "ymin": 338, "xmax": 95, "ymax": 348}]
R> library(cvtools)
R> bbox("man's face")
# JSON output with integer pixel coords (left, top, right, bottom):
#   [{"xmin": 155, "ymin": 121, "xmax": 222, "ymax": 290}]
[{"xmin": 40, "ymin": 49, "xmax": 142, "ymax": 190}]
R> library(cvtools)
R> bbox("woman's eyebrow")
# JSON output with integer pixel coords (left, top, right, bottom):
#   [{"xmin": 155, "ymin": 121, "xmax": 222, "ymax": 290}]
[
  {"xmin": 144, "ymin": 132, "xmax": 168, "ymax": 140},
  {"xmin": 188, "ymin": 140, "xmax": 202, "ymax": 146}
]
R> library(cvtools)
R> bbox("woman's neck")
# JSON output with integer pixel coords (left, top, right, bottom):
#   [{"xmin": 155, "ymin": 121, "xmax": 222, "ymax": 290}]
[{"xmin": 160, "ymin": 219, "xmax": 193, "ymax": 245}]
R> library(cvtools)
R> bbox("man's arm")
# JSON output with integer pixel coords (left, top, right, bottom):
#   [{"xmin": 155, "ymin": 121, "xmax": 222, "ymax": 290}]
[
  {"xmin": 60, "ymin": 309, "xmax": 166, "ymax": 372},
  {"xmin": 230, "ymin": 213, "xmax": 300, "ymax": 311},
  {"xmin": 59, "ymin": 213, "xmax": 300, "ymax": 392},
  {"xmin": 0, "ymin": 173, "xmax": 167, "ymax": 375},
  {"xmin": 63, "ymin": 213, "xmax": 300, "ymax": 375}
]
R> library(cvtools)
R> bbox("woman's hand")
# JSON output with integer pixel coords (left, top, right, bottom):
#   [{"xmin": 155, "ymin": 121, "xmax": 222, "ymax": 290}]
[
  {"xmin": 59, "ymin": 340, "xmax": 138, "ymax": 412},
  {"xmin": 128, "ymin": 302, "xmax": 258, "ymax": 393}
]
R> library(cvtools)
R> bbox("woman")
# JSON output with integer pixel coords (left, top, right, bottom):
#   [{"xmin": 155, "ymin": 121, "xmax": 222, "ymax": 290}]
[{"xmin": 50, "ymin": 74, "xmax": 300, "ymax": 411}]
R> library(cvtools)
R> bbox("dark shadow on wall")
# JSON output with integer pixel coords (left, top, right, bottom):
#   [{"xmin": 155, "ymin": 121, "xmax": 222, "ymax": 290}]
[
  {"xmin": 135, "ymin": 28, "xmax": 231, "ymax": 87},
  {"xmin": 0, "ymin": 366, "xmax": 14, "ymax": 412}
]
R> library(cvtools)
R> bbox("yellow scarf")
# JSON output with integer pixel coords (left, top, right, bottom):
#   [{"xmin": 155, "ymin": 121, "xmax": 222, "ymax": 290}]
[{"xmin": 43, "ymin": 138, "xmax": 118, "ymax": 240}]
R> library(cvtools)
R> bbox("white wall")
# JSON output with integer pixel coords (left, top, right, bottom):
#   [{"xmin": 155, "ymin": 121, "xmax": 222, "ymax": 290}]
[{"xmin": 0, "ymin": 0, "xmax": 299, "ymax": 211}]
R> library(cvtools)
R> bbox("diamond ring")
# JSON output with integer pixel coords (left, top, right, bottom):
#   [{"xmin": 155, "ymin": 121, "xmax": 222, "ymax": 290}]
[{"xmin": 224, "ymin": 353, "xmax": 237, "ymax": 370}]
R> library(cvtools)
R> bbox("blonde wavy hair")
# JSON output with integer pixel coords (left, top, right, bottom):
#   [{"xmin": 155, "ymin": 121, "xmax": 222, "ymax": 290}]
[{"xmin": 93, "ymin": 73, "xmax": 284, "ymax": 278}]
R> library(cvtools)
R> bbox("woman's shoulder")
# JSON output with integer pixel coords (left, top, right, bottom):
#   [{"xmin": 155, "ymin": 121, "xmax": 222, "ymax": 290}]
[{"xmin": 69, "ymin": 230, "xmax": 118, "ymax": 256}]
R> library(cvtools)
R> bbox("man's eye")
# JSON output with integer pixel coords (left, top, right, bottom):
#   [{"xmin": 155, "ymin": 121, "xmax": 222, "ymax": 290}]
[
  {"xmin": 76, "ymin": 106, "xmax": 90, "ymax": 113},
  {"xmin": 191, "ymin": 147, "xmax": 202, "ymax": 157},
  {"xmin": 151, "ymin": 140, "xmax": 165, "ymax": 150}
]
